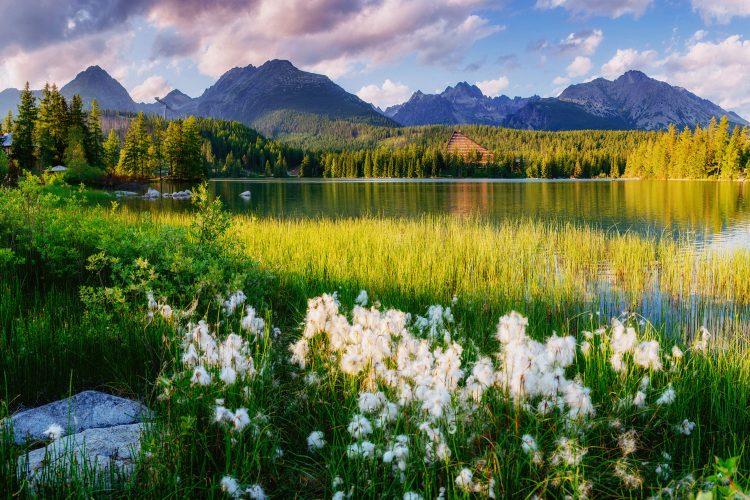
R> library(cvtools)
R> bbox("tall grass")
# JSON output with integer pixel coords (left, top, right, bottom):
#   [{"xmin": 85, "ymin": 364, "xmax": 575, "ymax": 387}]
[{"xmin": 1, "ymin": 181, "xmax": 749, "ymax": 497}]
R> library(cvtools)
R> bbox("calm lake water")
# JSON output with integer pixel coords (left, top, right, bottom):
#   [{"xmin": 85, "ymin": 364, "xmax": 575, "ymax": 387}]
[
  {"xmin": 132, "ymin": 178, "xmax": 750, "ymax": 249},
  {"xmin": 121, "ymin": 178, "xmax": 750, "ymax": 338}
]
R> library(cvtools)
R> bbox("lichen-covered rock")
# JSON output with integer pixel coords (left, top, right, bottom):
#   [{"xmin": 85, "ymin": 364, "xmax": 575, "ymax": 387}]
[
  {"xmin": 17, "ymin": 423, "xmax": 145, "ymax": 485},
  {"xmin": 9, "ymin": 390, "xmax": 149, "ymax": 445}
]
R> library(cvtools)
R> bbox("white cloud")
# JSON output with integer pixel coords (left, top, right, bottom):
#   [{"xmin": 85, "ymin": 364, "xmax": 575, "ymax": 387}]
[
  {"xmin": 535, "ymin": 0, "xmax": 652, "ymax": 18},
  {"xmin": 356, "ymin": 79, "xmax": 412, "ymax": 108},
  {"xmin": 130, "ymin": 75, "xmax": 173, "ymax": 102},
  {"xmin": 0, "ymin": 30, "xmax": 131, "ymax": 90},
  {"xmin": 567, "ymin": 56, "xmax": 593, "ymax": 77},
  {"xmin": 553, "ymin": 75, "xmax": 571, "ymax": 86},
  {"xmin": 691, "ymin": 0, "xmax": 750, "ymax": 24},
  {"xmin": 661, "ymin": 34, "xmax": 750, "ymax": 117},
  {"xmin": 559, "ymin": 29, "xmax": 603, "ymax": 55},
  {"xmin": 600, "ymin": 48, "xmax": 657, "ymax": 78},
  {"xmin": 148, "ymin": 0, "xmax": 503, "ymax": 80},
  {"xmin": 475, "ymin": 76, "xmax": 509, "ymax": 97}
]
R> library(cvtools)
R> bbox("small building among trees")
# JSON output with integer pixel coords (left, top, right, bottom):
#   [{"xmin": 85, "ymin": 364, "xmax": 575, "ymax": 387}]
[
  {"xmin": 446, "ymin": 131, "xmax": 493, "ymax": 164},
  {"xmin": 1, "ymin": 133, "xmax": 11, "ymax": 156}
]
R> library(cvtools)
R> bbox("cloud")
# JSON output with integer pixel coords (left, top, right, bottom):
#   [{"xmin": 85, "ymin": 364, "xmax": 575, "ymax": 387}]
[
  {"xmin": 600, "ymin": 48, "xmax": 657, "ymax": 78},
  {"xmin": 356, "ymin": 79, "xmax": 412, "ymax": 108},
  {"xmin": 660, "ymin": 35, "xmax": 750, "ymax": 117},
  {"xmin": 567, "ymin": 56, "xmax": 593, "ymax": 77},
  {"xmin": 0, "ymin": 30, "xmax": 131, "ymax": 90},
  {"xmin": 691, "ymin": 0, "xmax": 750, "ymax": 24},
  {"xmin": 531, "ymin": 29, "xmax": 603, "ymax": 57},
  {"xmin": 131, "ymin": 75, "xmax": 173, "ymax": 102},
  {"xmin": 475, "ymin": 76, "xmax": 510, "ymax": 97},
  {"xmin": 0, "ymin": 0, "xmax": 502, "ymax": 89},
  {"xmin": 535, "ymin": 0, "xmax": 652, "ymax": 18},
  {"xmin": 558, "ymin": 29, "xmax": 603, "ymax": 55},
  {"xmin": 147, "ymin": 0, "xmax": 503, "ymax": 78}
]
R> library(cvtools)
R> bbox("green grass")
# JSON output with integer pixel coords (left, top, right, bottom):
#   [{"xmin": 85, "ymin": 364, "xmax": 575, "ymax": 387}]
[{"xmin": 0, "ymin": 178, "xmax": 749, "ymax": 498}]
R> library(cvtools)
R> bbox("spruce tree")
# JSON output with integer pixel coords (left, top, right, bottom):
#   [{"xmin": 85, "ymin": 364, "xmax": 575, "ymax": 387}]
[
  {"xmin": 2, "ymin": 111, "xmax": 12, "ymax": 135},
  {"xmin": 103, "ymin": 129, "xmax": 120, "ymax": 174},
  {"xmin": 12, "ymin": 82, "xmax": 37, "ymax": 171},
  {"xmin": 85, "ymin": 100, "xmax": 104, "ymax": 167},
  {"xmin": 180, "ymin": 116, "xmax": 203, "ymax": 179},
  {"xmin": 163, "ymin": 121, "xmax": 183, "ymax": 177}
]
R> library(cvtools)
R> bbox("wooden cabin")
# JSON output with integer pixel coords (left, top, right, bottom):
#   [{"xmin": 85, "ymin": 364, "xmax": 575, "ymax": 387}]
[{"xmin": 446, "ymin": 131, "xmax": 493, "ymax": 164}]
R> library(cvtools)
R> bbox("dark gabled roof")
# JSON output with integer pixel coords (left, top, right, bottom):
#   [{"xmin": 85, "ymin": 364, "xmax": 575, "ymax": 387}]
[{"xmin": 1, "ymin": 133, "xmax": 11, "ymax": 147}]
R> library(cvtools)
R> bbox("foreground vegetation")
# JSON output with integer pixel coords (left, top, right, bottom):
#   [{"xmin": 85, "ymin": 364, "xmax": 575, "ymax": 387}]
[{"xmin": 1, "ymin": 177, "xmax": 749, "ymax": 497}]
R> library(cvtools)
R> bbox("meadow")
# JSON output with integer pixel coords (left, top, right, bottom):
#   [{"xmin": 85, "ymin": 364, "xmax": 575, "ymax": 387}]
[{"xmin": 1, "ymin": 176, "xmax": 749, "ymax": 498}]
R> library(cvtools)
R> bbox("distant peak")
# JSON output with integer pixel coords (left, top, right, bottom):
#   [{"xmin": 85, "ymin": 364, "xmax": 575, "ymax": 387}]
[
  {"xmin": 165, "ymin": 89, "xmax": 189, "ymax": 97},
  {"xmin": 261, "ymin": 59, "xmax": 296, "ymax": 70},
  {"xmin": 82, "ymin": 65, "xmax": 107, "ymax": 75},
  {"xmin": 618, "ymin": 70, "xmax": 650, "ymax": 82}
]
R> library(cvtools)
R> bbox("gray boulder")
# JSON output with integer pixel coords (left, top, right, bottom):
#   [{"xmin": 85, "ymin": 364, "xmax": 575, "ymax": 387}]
[
  {"xmin": 9, "ymin": 390, "xmax": 149, "ymax": 445},
  {"xmin": 17, "ymin": 423, "xmax": 145, "ymax": 486}
]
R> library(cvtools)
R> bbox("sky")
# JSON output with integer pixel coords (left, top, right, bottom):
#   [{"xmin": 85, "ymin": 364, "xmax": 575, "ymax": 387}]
[{"xmin": 1, "ymin": 0, "xmax": 750, "ymax": 117}]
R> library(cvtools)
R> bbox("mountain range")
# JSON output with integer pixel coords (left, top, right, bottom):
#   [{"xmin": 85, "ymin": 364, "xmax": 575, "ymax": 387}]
[
  {"xmin": 385, "ymin": 70, "xmax": 747, "ymax": 131},
  {"xmin": 0, "ymin": 62, "xmax": 746, "ymax": 135}
]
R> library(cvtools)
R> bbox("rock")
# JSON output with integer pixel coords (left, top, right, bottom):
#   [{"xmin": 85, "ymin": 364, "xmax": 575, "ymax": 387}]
[
  {"xmin": 113, "ymin": 190, "xmax": 137, "ymax": 197},
  {"xmin": 171, "ymin": 190, "xmax": 192, "ymax": 199},
  {"xmin": 143, "ymin": 188, "xmax": 161, "ymax": 198},
  {"xmin": 239, "ymin": 190, "xmax": 252, "ymax": 198},
  {"xmin": 9, "ymin": 390, "xmax": 149, "ymax": 445},
  {"xmin": 17, "ymin": 423, "xmax": 145, "ymax": 486}
]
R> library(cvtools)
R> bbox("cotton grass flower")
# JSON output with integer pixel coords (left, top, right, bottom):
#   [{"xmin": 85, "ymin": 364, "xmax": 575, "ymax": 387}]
[
  {"xmin": 455, "ymin": 468, "xmax": 477, "ymax": 492},
  {"xmin": 307, "ymin": 430, "xmax": 326, "ymax": 451},
  {"xmin": 634, "ymin": 340, "xmax": 663, "ymax": 371},
  {"xmin": 676, "ymin": 419, "xmax": 696, "ymax": 435},
  {"xmin": 403, "ymin": 493, "xmax": 423, "ymax": 500},
  {"xmin": 618, "ymin": 430, "xmax": 638, "ymax": 456},
  {"xmin": 354, "ymin": 290, "xmax": 368, "ymax": 306},
  {"xmin": 221, "ymin": 475, "xmax": 242, "ymax": 498},
  {"xmin": 347, "ymin": 414, "xmax": 373, "ymax": 439},
  {"xmin": 43, "ymin": 423, "xmax": 64, "ymax": 441},
  {"xmin": 223, "ymin": 291, "xmax": 247, "ymax": 316},
  {"xmin": 521, "ymin": 434, "xmax": 537, "ymax": 454},
  {"xmin": 191, "ymin": 365, "xmax": 212, "ymax": 386},
  {"xmin": 347, "ymin": 440, "xmax": 376, "ymax": 459},
  {"xmin": 656, "ymin": 384, "xmax": 676, "ymax": 405}
]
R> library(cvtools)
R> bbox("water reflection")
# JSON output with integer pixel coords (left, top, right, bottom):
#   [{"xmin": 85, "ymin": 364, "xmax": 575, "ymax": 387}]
[{"xmin": 128, "ymin": 179, "xmax": 750, "ymax": 248}]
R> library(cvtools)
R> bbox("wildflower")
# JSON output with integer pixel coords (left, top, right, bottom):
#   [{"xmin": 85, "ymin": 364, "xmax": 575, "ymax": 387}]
[
  {"xmin": 671, "ymin": 345, "xmax": 683, "ymax": 359},
  {"xmin": 640, "ymin": 375, "xmax": 650, "ymax": 391},
  {"xmin": 496, "ymin": 311, "xmax": 528, "ymax": 344},
  {"xmin": 656, "ymin": 384, "xmax": 676, "ymax": 405},
  {"xmin": 332, "ymin": 476, "xmax": 343, "ymax": 489},
  {"xmin": 307, "ymin": 430, "xmax": 326, "ymax": 451},
  {"xmin": 231, "ymin": 408, "xmax": 251, "ymax": 432},
  {"xmin": 347, "ymin": 440, "xmax": 376, "ymax": 459},
  {"xmin": 221, "ymin": 475, "xmax": 242, "ymax": 498},
  {"xmin": 289, "ymin": 339, "xmax": 309, "ymax": 368},
  {"xmin": 347, "ymin": 414, "xmax": 373, "ymax": 439},
  {"xmin": 161, "ymin": 305, "xmax": 173, "ymax": 319},
  {"xmin": 580, "ymin": 340, "xmax": 591, "ymax": 357},
  {"xmin": 223, "ymin": 291, "xmax": 247, "ymax": 316},
  {"xmin": 43, "ymin": 423, "xmax": 64, "ymax": 441},
  {"xmin": 545, "ymin": 334, "xmax": 577, "ymax": 367},
  {"xmin": 358, "ymin": 391, "xmax": 386, "ymax": 413},
  {"xmin": 451, "ymin": 294, "xmax": 458, "ymax": 305},
  {"xmin": 455, "ymin": 468, "xmax": 476, "ymax": 492},
  {"xmin": 332, "ymin": 493, "xmax": 346, "ymax": 500},
  {"xmin": 241, "ymin": 306, "xmax": 265, "ymax": 337},
  {"xmin": 220, "ymin": 366, "xmax": 237, "ymax": 385},
  {"xmin": 404, "ymin": 493, "xmax": 423, "ymax": 500},
  {"xmin": 550, "ymin": 437, "xmax": 587, "ymax": 467},
  {"xmin": 214, "ymin": 405, "xmax": 232, "ymax": 423},
  {"xmin": 182, "ymin": 344, "xmax": 199, "ymax": 367},
  {"xmin": 354, "ymin": 290, "xmax": 369, "ymax": 306},
  {"xmin": 694, "ymin": 327, "xmax": 711, "ymax": 352},
  {"xmin": 147, "ymin": 291, "xmax": 158, "ymax": 311},
  {"xmin": 614, "ymin": 460, "xmax": 643, "ymax": 489},
  {"xmin": 656, "ymin": 462, "xmax": 672, "ymax": 480},
  {"xmin": 191, "ymin": 365, "xmax": 212, "ymax": 386},
  {"xmin": 632, "ymin": 390, "xmax": 647, "ymax": 408},
  {"xmin": 578, "ymin": 481, "xmax": 593, "ymax": 499},
  {"xmin": 618, "ymin": 430, "xmax": 638, "ymax": 456},
  {"xmin": 521, "ymin": 434, "xmax": 537, "ymax": 455},
  {"xmin": 634, "ymin": 340, "xmax": 663, "ymax": 371},
  {"xmin": 383, "ymin": 435, "xmax": 409, "ymax": 472},
  {"xmin": 676, "ymin": 419, "xmax": 696, "ymax": 435},
  {"xmin": 246, "ymin": 484, "xmax": 266, "ymax": 500}
]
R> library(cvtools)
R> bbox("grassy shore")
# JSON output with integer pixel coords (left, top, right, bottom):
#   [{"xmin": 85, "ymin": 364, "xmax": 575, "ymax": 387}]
[{"xmin": 1, "ymin": 178, "xmax": 749, "ymax": 498}]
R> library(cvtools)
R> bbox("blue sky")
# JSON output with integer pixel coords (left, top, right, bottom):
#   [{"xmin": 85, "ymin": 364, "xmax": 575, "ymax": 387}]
[{"xmin": 1, "ymin": 0, "xmax": 749, "ymax": 116}]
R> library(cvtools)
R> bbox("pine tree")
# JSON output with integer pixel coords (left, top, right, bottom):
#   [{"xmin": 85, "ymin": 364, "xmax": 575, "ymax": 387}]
[
  {"xmin": 85, "ymin": 100, "xmax": 104, "ymax": 167},
  {"xmin": 180, "ymin": 116, "xmax": 203, "ymax": 179},
  {"xmin": 118, "ymin": 112, "xmax": 151, "ymax": 177},
  {"xmin": 2, "ymin": 111, "xmax": 12, "ymax": 135},
  {"xmin": 103, "ymin": 129, "xmax": 120, "ymax": 174},
  {"xmin": 12, "ymin": 82, "xmax": 37, "ymax": 171},
  {"xmin": 163, "ymin": 121, "xmax": 183, "ymax": 177}
]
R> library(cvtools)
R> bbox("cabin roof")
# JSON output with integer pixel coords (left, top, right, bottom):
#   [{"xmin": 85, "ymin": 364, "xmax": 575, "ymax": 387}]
[{"xmin": 1, "ymin": 133, "xmax": 11, "ymax": 148}]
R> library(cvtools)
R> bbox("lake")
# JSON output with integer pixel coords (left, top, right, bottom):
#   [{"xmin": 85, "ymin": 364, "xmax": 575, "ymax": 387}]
[{"xmin": 130, "ymin": 178, "xmax": 750, "ymax": 249}]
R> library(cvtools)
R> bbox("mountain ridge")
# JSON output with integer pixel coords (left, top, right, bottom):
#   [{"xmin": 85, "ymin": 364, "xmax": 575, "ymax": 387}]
[{"xmin": 0, "ymin": 64, "xmax": 746, "ymax": 135}]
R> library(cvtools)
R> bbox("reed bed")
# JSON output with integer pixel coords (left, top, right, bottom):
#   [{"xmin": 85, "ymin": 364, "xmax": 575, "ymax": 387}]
[{"xmin": 1, "ymin": 181, "xmax": 749, "ymax": 497}]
